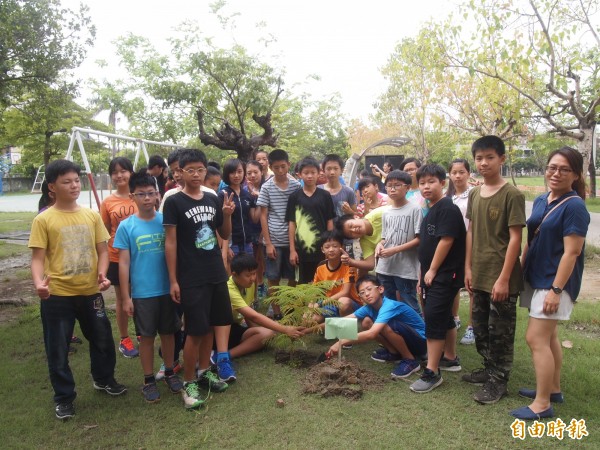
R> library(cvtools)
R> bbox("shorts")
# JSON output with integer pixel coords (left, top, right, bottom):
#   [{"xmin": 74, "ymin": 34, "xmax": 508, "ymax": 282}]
[
  {"xmin": 422, "ymin": 282, "xmax": 459, "ymax": 340},
  {"xmin": 378, "ymin": 274, "xmax": 420, "ymax": 314},
  {"xmin": 133, "ymin": 294, "xmax": 181, "ymax": 337},
  {"xmin": 529, "ymin": 289, "xmax": 574, "ymax": 320},
  {"xmin": 227, "ymin": 323, "xmax": 249, "ymax": 348},
  {"xmin": 179, "ymin": 282, "xmax": 233, "ymax": 336},
  {"xmin": 265, "ymin": 246, "xmax": 295, "ymax": 281},
  {"xmin": 230, "ymin": 242, "xmax": 254, "ymax": 256},
  {"xmin": 387, "ymin": 319, "xmax": 427, "ymax": 358},
  {"xmin": 297, "ymin": 260, "xmax": 321, "ymax": 284},
  {"xmin": 106, "ymin": 261, "xmax": 120, "ymax": 286},
  {"xmin": 321, "ymin": 299, "xmax": 361, "ymax": 317}
]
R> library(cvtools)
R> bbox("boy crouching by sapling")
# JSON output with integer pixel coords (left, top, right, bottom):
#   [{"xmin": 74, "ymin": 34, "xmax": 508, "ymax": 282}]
[
  {"xmin": 328, "ymin": 275, "xmax": 427, "ymax": 380},
  {"xmin": 114, "ymin": 169, "xmax": 183, "ymax": 402}
]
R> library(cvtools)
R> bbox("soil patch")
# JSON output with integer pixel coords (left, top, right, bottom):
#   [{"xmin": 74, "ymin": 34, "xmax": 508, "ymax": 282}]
[
  {"xmin": 301, "ymin": 359, "xmax": 387, "ymax": 400},
  {"xmin": 566, "ymin": 321, "xmax": 600, "ymax": 340}
]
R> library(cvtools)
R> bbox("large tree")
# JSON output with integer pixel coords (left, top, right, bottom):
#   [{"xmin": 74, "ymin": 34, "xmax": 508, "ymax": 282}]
[
  {"xmin": 0, "ymin": 0, "xmax": 95, "ymax": 112},
  {"xmin": 436, "ymin": 0, "xmax": 600, "ymax": 195}
]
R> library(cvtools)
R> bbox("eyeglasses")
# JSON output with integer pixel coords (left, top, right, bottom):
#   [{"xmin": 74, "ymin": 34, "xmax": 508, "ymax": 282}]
[
  {"xmin": 385, "ymin": 184, "xmax": 409, "ymax": 191},
  {"xmin": 357, "ymin": 285, "xmax": 378, "ymax": 298},
  {"xmin": 545, "ymin": 166, "xmax": 573, "ymax": 175},
  {"xmin": 180, "ymin": 168, "xmax": 207, "ymax": 175},
  {"xmin": 132, "ymin": 192, "xmax": 158, "ymax": 199}
]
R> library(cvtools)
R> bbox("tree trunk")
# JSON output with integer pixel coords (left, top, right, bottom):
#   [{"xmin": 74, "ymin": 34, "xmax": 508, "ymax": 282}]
[
  {"xmin": 44, "ymin": 133, "xmax": 52, "ymax": 168},
  {"xmin": 578, "ymin": 126, "xmax": 596, "ymax": 198}
]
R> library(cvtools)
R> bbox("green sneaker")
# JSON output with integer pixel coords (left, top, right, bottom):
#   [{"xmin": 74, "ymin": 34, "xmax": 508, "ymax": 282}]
[
  {"xmin": 182, "ymin": 381, "xmax": 204, "ymax": 409},
  {"xmin": 198, "ymin": 369, "xmax": 228, "ymax": 393}
]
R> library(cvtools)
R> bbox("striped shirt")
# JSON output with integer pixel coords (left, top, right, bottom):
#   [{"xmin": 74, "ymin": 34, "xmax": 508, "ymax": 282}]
[{"xmin": 257, "ymin": 177, "xmax": 301, "ymax": 246}]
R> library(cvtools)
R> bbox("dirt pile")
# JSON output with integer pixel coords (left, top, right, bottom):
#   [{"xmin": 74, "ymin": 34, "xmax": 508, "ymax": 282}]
[{"xmin": 301, "ymin": 359, "xmax": 386, "ymax": 400}]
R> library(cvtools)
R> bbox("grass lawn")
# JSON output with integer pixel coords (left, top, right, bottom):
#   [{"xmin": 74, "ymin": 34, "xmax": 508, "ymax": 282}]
[
  {"xmin": 0, "ymin": 293, "xmax": 598, "ymax": 448},
  {"xmin": 0, "ymin": 241, "xmax": 29, "ymax": 259},
  {"xmin": 0, "ymin": 212, "xmax": 36, "ymax": 234}
]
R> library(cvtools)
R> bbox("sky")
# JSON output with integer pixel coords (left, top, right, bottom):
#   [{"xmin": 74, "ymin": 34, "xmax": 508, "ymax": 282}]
[{"xmin": 63, "ymin": 0, "xmax": 457, "ymax": 124}]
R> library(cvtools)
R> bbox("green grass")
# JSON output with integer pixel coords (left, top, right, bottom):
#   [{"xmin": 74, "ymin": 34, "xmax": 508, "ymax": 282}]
[
  {"xmin": 0, "ymin": 241, "xmax": 29, "ymax": 259},
  {"xmin": 0, "ymin": 212, "xmax": 36, "ymax": 234},
  {"xmin": 0, "ymin": 297, "xmax": 598, "ymax": 449}
]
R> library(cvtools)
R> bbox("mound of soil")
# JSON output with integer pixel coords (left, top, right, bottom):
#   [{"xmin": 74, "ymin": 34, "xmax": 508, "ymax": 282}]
[{"xmin": 301, "ymin": 359, "xmax": 386, "ymax": 400}]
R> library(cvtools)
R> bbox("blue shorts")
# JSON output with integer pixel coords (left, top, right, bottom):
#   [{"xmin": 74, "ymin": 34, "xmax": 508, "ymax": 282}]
[
  {"xmin": 230, "ymin": 242, "xmax": 253, "ymax": 256},
  {"xmin": 265, "ymin": 246, "xmax": 295, "ymax": 281},
  {"xmin": 321, "ymin": 299, "xmax": 362, "ymax": 317},
  {"xmin": 387, "ymin": 319, "xmax": 427, "ymax": 358},
  {"xmin": 378, "ymin": 274, "xmax": 420, "ymax": 314}
]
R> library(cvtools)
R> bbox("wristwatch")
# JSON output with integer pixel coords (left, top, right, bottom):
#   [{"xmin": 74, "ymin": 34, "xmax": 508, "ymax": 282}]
[{"xmin": 551, "ymin": 286, "xmax": 563, "ymax": 294}]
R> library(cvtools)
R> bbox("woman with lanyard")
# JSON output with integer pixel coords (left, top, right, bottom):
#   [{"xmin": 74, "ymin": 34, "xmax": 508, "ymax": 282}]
[{"xmin": 511, "ymin": 147, "xmax": 590, "ymax": 420}]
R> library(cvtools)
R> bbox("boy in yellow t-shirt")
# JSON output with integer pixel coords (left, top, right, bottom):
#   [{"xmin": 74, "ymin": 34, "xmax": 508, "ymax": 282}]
[
  {"xmin": 28, "ymin": 160, "xmax": 126, "ymax": 421},
  {"xmin": 226, "ymin": 253, "xmax": 304, "ymax": 359}
]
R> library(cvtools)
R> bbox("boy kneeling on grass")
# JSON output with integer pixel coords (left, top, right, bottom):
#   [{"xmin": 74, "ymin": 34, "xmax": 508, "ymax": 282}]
[
  {"xmin": 226, "ymin": 253, "xmax": 304, "ymax": 358},
  {"xmin": 114, "ymin": 169, "xmax": 184, "ymax": 403},
  {"xmin": 327, "ymin": 274, "xmax": 427, "ymax": 380}
]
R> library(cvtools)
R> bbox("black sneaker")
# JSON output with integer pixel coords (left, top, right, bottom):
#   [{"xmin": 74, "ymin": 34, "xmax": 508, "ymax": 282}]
[
  {"xmin": 55, "ymin": 402, "xmax": 75, "ymax": 420},
  {"xmin": 439, "ymin": 355, "xmax": 462, "ymax": 372},
  {"xmin": 93, "ymin": 379, "xmax": 128, "ymax": 396},
  {"xmin": 461, "ymin": 368, "xmax": 489, "ymax": 385},
  {"xmin": 473, "ymin": 379, "xmax": 508, "ymax": 404},
  {"xmin": 198, "ymin": 369, "xmax": 228, "ymax": 393}
]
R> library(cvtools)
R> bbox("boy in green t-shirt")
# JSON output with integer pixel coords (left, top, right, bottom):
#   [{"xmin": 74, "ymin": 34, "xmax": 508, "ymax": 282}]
[
  {"xmin": 464, "ymin": 136, "xmax": 526, "ymax": 404},
  {"xmin": 226, "ymin": 254, "xmax": 304, "ymax": 358}
]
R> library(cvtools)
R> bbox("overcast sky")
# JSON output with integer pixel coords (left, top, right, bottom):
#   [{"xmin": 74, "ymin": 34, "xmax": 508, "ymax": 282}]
[{"xmin": 64, "ymin": 0, "xmax": 457, "ymax": 123}]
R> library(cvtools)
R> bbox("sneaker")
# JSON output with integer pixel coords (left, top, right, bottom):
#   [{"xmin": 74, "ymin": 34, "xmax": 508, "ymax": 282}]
[
  {"xmin": 156, "ymin": 361, "xmax": 182, "ymax": 381},
  {"xmin": 93, "ymin": 379, "xmax": 128, "ymax": 396},
  {"xmin": 371, "ymin": 348, "xmax": 402, "ymax": 363},
  {"xmin": 391, "ymin": 359, "xmax": 421, "ymax": 379},
  {"xmin": 164, "ymin": 374, "xmax": 184, "ymax": 393},
  {"xmin": 460, "ymin": 326, "xmax": 475, "ymax": 345},
  {"xmin": 55, "ymin": 402, "xmax": 75, "ymax": 420},
  {"xmin": 142, "ymin": 382, "xmax": 160, "ymax": 403},
  {"xmin": 182, "ymin": 381, "xmax": 204, "ymax": 409},
  {"xmin": 217, "ymin": 356, "xmax": 237, "ymax": 383},
  {"xmin": 518, "ymin": 388, "xmax": 564, "ymax": 403},
  {"xmin": 119, "ymin": 337, "xmax": 139, "ymax": 358},
  {"xmin": 209, "ymin": 351, "xmax": 216, "ymax": 367},
  {"xmin": 410, "ymin": 368, "xmax": 443, "ymax": 393},
  {"xmin": 473, "ymin": 379, "xmax": 508, "ymax": 404},
  {"xmin": 71, "ymin": 336, "xmax": 83, "ymax": 344},
  {"xmin": 454, "ymin": 316, "xmax": 461, "ymax": 330},
  {"xmin": 439, "ymin": 355, "xmax": 462, "ymax": 372},
  {"xmin": 198, "ymin": 369, "xmax": 229, "ymax": 393},
  {"xmin": 461, "ymin": 368, "xmax": 489, "ymax": 385}
]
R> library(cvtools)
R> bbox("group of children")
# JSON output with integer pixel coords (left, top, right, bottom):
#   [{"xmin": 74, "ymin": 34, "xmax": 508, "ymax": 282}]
[{"xmin": 30, "ymin": 135, "xmax": 527, "ymax": 420}]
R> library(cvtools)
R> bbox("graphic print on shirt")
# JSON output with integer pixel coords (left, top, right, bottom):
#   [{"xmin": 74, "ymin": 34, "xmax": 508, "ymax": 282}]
[
  {"xmin": 135, "ymin": 233, "xmax": 165, "ymax": 252},
  {"xmin": 295, "ymin": 205, "xmax": 320, "ymax": 256},
  {"xmin": 110, "ymin": 204, "xmax": 136, "ymax": 222},
  {"xmin": 61, "ymin": 224, "xmax": 93, "ymax": 276},
  {"xmin": 385, "ymin": 214, "xmax": 412, "ymax": 244},
  {"xmin": 184, "ymin": 204, "xmax": 217, "ymax": 250}
]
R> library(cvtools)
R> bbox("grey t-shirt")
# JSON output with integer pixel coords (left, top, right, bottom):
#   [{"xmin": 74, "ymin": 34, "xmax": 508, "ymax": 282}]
[
  {"xmin": 376, "ymin": 202, "xmax": 422, "ymax": 280},
  {"xmin": 318, "ymin": 184, "xmax": 356, "ymax": 218},
  {"xmin": 256, "ymin": 177, "xmax": 301, "ymax": 246}
]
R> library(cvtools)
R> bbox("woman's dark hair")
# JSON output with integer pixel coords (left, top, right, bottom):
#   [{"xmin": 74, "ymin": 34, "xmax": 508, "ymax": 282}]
[
  {"xmin": 109, "ymin": 157, "xmax": 134, "ymax": 175},
  {"xmin": 399, "ymin": 157, "xmax": 422, "ymax": 171},
  {"xmin": 547, "ymin": 146, "xmax": 586, "ymax": 199},
  {"xmin": 246, "ymin": 160, "xmax": 265, "ymax": 186},
  {"xmin": 38, "ymin": 180, "xmax": 54, "ymax": 212},
  {"xmin": 445, "ymin": 158, "xmax": 471, "ymax": 198},
  {"xmin": 222, "ymin": 158, "xmax": 245, "ymax": 186}
]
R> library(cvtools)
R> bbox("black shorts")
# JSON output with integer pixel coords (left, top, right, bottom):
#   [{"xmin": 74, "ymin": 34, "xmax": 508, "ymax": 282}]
[
  {"xmin": 228, "ymin": 323, "xmax": 249, "ymax": 349},
  {"xmin": 422, "ymin": 282, "xmax": 459, "ymax": 340},
  {"xmin": 106, "ymin": 261, "xmax": 120, "ymax": 286},
  {"xmin": 180, "ymin": 282, "xmax": 233, "ymax": 336},
  {"xmin": 133, "ymin": 295, "xmax": 181, "ymax": 337}
]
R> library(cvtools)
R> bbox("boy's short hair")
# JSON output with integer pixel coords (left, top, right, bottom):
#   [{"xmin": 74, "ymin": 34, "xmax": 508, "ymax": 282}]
[
  {"xmin": 385, "ymin": 170, "xmax": 412, "ymax": 185},
  {"xmin": 45, "ymin": 159, "xmax": 81, "ymax": 184},
  {"xmin": 222, "ymin": 158, "xmax": 244, "ymax": 185},
  {"xmin": 148, "ymin": 155, "xmax": 167, "ymax": 169},
  {"xmin": 359, "ymin": 169, "xmax": 370, "ymax": 178},
  {"xmin": 319, "ymin": 230, "xmax": 344, "ymax": 247},
  {"xmin": 268, "ymin": 149, "xmax": 289, "ymax": 165},
  {"xmin": 178, "ymin": 149, "xmax": 208, "ymax": 169},
  {"xmin": 230, "ymin": 253, "xmax": 259, "ymax": 274},
  {"xmin": 416, "ymin": 164, "xmax": 446, "ymax": 182},
  {"xmin": 129, "ymin": 168, "xmax": 157, "ymax": 192},
  {"xmin": 334, "ymin": 214, "xmax": 354, "ymax": 238},
  {"xmin": 355, "ymin": 274, "xmax": 380, "ymax": 291},
  {"xmin": 167, "ymin": 149, "xmax": 182, "ymax": 166},
  {"xmin": 296, "ymin": 156, "xmax": 321, "ymax": 173},
  {"xmin": 471, "ymin": 135, "xmax": 505, "ymax": 157},
  {"xmin": 208, "ymin": 161, "xmax": 221, "ymax": 170},
  {"xmin": 399, "ymin": 157, "xmax": 422, "ymax": 171},
  {"xmin": 206, "ymin": 166, "xmax": 221, "ymax": 178},
  {"xmin": 357, "ymin": 176, "xmax": 378, "ymax": 191},
  {"xmin": 322, "ymin": 154, "xmax": 344, "ymax": 169},
  {"xmin": 108, "ymin": 157, "xmax": 133, "ymax": 175}
]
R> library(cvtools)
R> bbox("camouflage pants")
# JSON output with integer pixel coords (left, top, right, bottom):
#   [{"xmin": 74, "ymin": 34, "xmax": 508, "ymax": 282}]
[{"xmin": 472, "ymin": 290, "xmax": 517, "ymax": 382}]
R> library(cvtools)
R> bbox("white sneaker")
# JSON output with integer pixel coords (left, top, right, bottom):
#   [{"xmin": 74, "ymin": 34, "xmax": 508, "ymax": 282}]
[
  {"xmin": 182, "ymin": 381, "xmax": 204, "ymax": 409},
  {"xmin": 460, "ymin": 326, "xmax": 475, "ymax": 345},
  {"xmin": 155, "ymin": 363, "xmax": 166, "ymax": 381}
]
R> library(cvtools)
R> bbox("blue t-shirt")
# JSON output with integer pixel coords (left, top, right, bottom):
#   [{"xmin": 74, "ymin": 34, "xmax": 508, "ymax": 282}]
[
  {"xmin": 354, "ymin": 296, "xmax": 425, "ymax": 339},
  {"xmin": 524, "ymin": 191, "xmax": 589, "ymax": 301},
  {"xmin": 113, "ymin": 213, "xmax": 170, "ymax": 299}
]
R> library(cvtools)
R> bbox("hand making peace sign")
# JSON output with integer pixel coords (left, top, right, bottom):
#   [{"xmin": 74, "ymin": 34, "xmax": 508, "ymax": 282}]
[{"xmin": 221, "ymin": 191, "xmax": 236, "ymax": 216}]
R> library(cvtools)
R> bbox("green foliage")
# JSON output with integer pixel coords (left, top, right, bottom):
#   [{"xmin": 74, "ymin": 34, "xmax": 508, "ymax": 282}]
[{"xmin": 265, "ymin": 281, "xmax": 339, "ymax": 350}]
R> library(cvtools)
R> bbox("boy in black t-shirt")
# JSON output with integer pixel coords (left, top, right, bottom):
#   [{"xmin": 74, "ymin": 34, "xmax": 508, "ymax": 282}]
[
  {"xmin": 409, "ymin": 164, "xmax": 466, "ymax": 394},
  {"xmin": 286, "ymin": 157, "xmax": 336, "ymax": 283},
  {"xmin": 163, "ymin": 149, "xmax": 237, "ymax": 410}
]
